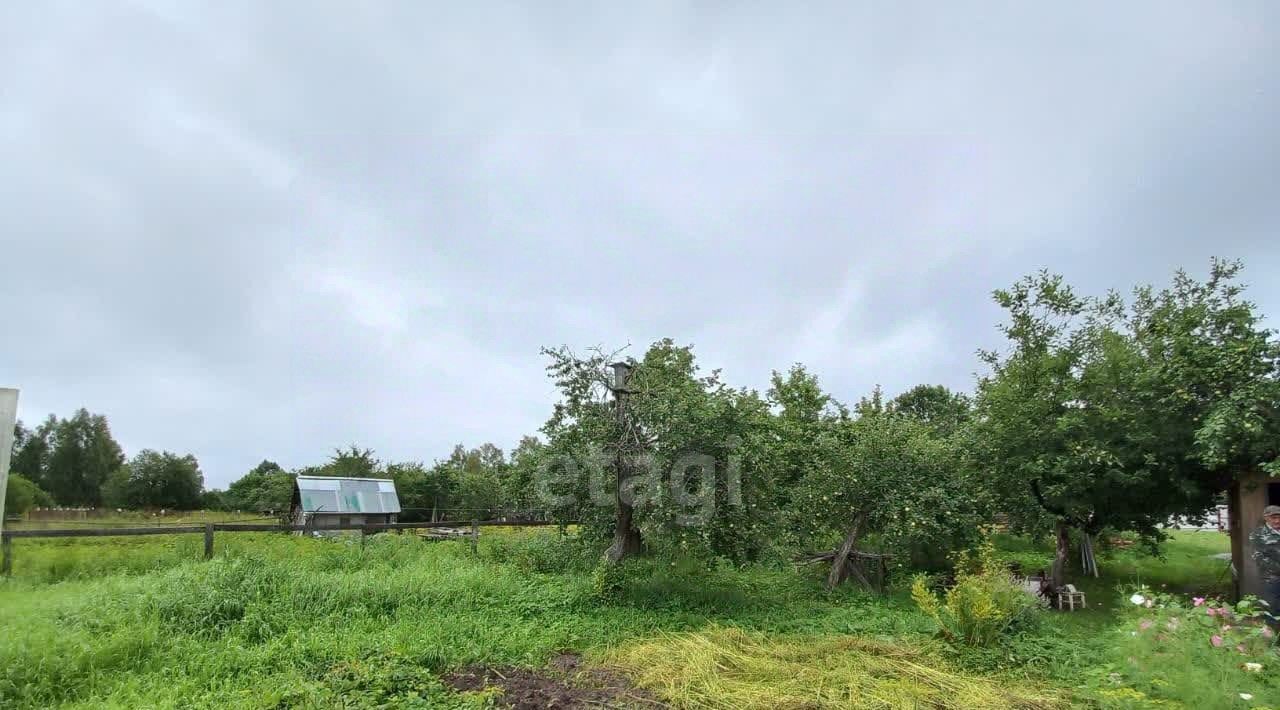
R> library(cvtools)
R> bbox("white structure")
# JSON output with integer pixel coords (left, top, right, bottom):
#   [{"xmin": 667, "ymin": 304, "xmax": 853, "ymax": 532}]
[
  {"xmin": 1166, "ymin": 505, "xmax": 1230, "ymax": 531},
  {"xmin": 0, "ymin": 388, "xmax": 19, "ymax": 532},
  {"xmin": 290, "ymin": 476, "xmax": 400, "ymax": 532}
]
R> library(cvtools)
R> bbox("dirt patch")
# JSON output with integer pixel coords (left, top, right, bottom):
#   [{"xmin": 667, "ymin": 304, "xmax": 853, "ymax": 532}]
[{"xmin": 445, "ymin": 653, "xmax": 664, "ymax": 709}]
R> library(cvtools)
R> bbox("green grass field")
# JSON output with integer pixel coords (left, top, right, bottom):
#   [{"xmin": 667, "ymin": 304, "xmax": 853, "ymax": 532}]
[{"xmin": 0, "ymin": 525, "xmax": 1265, "ymax": 709}]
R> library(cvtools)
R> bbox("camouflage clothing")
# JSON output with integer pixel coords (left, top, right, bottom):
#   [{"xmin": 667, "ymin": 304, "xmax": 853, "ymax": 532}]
[{"xmin": 1251, "ymin": 524, "xmax": 1280, "ymax": 581}]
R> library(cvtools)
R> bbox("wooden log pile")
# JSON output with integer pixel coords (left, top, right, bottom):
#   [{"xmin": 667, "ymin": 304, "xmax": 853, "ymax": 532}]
[{"xmin": 795, "ymin": 549, "xmax": 894, "ymax": 593}]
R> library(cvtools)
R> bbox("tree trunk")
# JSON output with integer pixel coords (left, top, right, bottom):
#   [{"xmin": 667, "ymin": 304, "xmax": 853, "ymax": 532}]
[
  {"xmin": 606, "ymin": 485, "xmax": 643, "ymax": 563},
  {"xmin": 827, "ymin": 514, "xmax": 866, "ymax": 589},
  {"xmin": 605, "ymin": 365, "xmax": 642, "ymax": 564},
  {"xmin": 1051, "ymin": 520, "xmax": 1070, "ymax": 589}
]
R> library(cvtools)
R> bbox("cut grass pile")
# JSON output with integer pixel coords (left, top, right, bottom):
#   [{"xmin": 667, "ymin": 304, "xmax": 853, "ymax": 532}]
[{"xmin": 601, "ymin": 626, "xmax": 1063, "ymax": 709}]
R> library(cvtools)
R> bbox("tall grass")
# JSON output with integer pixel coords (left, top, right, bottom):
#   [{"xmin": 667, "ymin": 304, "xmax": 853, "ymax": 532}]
[
  {"xmin": 0, "ymin": 529, "xmax": 1242, "ymax": 708},
  {"xmin": 2, "ymin": 532, "xmax": 888, "ymax": 707}
]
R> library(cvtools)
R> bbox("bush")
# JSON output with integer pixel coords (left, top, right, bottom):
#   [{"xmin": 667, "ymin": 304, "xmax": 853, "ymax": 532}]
[
  {"xmin": 5, "ymin": 474, "xmax": 52, "ymax": 515},
  {"xmin": 911, "ymin": 540, "xmax": 1041, "ymax": 647},
  {"xmin": 479, "ymin": 529, "xmax": 599, "ymax": 574}
]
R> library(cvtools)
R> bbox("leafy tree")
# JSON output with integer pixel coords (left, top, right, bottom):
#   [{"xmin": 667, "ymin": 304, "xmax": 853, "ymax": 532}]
[
  {"xmin": 539, "ymin": 340, "xmax": 780, "ymax": 564},
  {"xmin": 224, "ymin": 460, "xmax": 295, "ymax": 512},
  {"xmin": 504, "ymin": 436, "xmax": 546, "ymax": 512},
  {"xmin": 10, "ymin": 416, "xmax": 54, "ymax": 494},
  {"xmin": 796, "ymin": 406, "xmax": 985, "ymax": 587},
  {"xmin": 451, "ymin": 444, "xmax": 506, "ymax": 516},
  {"xmin": 976, "ymin": 260, "xmax": 1280, "ymax": 586},
  {"xmin": 5, "ymin": 474, "xmax": 53, "ymax": 515},
  {"xmin": 40, "ymin": 410, "xmax": 125, "ymax": 506},
  {"xmin": 304, "ymin": 445, "xmax": 382, "ymax": 478},
  {"xmin": 889, "ymin": 384, "xmax": 971, "ymax": 436},
  {"xmin": 410, "ymin": 444, "xmax": 510, "ymax": 519},
  {"xmin": 101, "ymin": 450, "xmax": 204, "ymax": 510},
  {"xmin": 384, "ymin": 461, "xmax": 437, "ymax": 521},
  {"xmin": 200, "ymin": 489, "xmax": 227, "ymax": 511},
  {"xmin": 766, "ymin": 366, "xmax": 846, "ymax": 515}
]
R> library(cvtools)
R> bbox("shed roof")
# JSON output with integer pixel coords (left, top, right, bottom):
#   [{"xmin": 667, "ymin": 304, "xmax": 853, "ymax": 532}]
[{"xmin": 295, "ymin": 476, "xmax": 401, "ymax": 514}]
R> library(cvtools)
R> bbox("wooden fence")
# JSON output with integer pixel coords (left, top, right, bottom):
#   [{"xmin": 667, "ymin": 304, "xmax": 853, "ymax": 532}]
[{"xmin": 0, "ymin": 519, "xmax": 564, "ymax": 575}]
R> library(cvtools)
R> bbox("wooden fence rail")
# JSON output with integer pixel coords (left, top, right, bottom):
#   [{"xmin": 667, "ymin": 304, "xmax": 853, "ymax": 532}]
[{"xmin": 0, "ymin": 519, "xmax": 567, "ymax": 575}]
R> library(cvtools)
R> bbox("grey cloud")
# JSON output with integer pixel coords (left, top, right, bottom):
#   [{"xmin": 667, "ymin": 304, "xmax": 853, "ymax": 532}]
[{"xmin": 2, "ymin": 1, "xmax": 1277, "ymax": 485}]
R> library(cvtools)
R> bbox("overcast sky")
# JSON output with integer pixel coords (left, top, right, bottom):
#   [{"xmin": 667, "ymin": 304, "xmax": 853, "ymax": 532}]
[{"xmin": 2, "ymin": 1, "xmax": 1277, "ymax": 488}]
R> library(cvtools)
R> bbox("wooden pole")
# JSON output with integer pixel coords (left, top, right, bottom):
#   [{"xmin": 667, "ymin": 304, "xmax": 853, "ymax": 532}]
[
  {"xmin": 470, "ymin": 519, "xmax": 479, "ymax": 554},
  {"xmin": 606, "ymin": 361, "xmax": 642, "ymax": 563},
  {"xmin": 203, "ymin": 523, "xmax": 214, "ymax": 559},
  {"xmin": 2, "ymin": 534, "xmax": 10, "ymax": 576}
]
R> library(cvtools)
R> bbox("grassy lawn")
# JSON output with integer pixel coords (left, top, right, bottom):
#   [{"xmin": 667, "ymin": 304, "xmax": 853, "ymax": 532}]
[
  {"xmin": 995, "ymin": 530, "xmax": 1232, "ymax": 622},
  {"xmin": 0, "ymin": 527, "xmax": 1265, "ymax": 709}
]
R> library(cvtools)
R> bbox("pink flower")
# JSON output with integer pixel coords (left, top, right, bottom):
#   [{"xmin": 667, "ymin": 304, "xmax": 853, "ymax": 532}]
[
  {"xmin": 1206, "ymin": 607, "xmax": 1218, "ymax": 617},
  {"xmin": 1211, "ymin": 635, "xmax": 1224, "ymax": 647},
  {"xmin": 1139, "ymin": 620, "xmax": 1153, "ymax": 630},
  {"xmin": 1193, "ymin": 597, "xmax": 1206, "ymax": 607},
  {"xmin": 1237, "ymin": 644, "xmax": 1247, "ymax": 653}
]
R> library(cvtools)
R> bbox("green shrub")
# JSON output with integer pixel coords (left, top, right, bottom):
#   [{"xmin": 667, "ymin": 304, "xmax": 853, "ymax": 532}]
[
  {"xmin": 481, "ymin": 529, "xmax": 599, "ymax": 574},
  {"xmin": 5, "ymin": 474, "xmax": 52, "ymax": 515},
  {"xmin": 911, "ymin": 540, "xmax": 1041, "ymax": 647},
  {"xmin": 589, "ymin": 559, "xmax": 634, "ymax": 602}
]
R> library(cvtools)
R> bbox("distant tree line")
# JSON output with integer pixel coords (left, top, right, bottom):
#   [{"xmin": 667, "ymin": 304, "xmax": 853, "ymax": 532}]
[
  {"xmin": 212, "ymin": 440, "xmax": 544, "ymax": 521},
  {"xmin": 6, "ymin": 414, "xmax": 540, "ymax": 520},
  {"xmin": 8, "ymin": 260, "xmax": 1277, "ymax": 591},
  {"xmin": 7, "ymin": 410, "xmax": 208, "ymax": 514}
]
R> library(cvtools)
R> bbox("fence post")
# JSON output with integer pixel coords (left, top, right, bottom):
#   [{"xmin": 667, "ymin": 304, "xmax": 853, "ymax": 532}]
[
  {"xmin": 470, "ymin": 520, "xmax": 479, "ymax": 554},
  {"xmin": 2, "ymin": 534, "xmax": 10, "ymax": 575},
  {"xmin": 203, "ymin": 523, "xmax": 214, "ymax": 560}
]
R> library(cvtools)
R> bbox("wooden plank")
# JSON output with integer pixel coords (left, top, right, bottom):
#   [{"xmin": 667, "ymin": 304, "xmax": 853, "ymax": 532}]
[
  {"xmin": 204, "ymin": 523, "xmax": 214, "ymax": 559},
  {"xmin": 2, "ymin": 534, "xmax": 10, "ymax": 575},
  {"xmin": 0, "ymin": 519, "xmax": 573, "ymax": 540},
  {"xmin": 2, "ymin": 525, "xmax": 206, "ymax": 539}
]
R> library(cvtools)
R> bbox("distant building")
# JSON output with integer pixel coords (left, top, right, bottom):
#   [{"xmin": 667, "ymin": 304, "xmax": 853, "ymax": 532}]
[
  {"xmin": 290, "ymin": 476, "xmax": 400, "ymax": 532},
  {"xmin": 1167, "ymin": 505, "xmax": 1229, "ymax": 531}
]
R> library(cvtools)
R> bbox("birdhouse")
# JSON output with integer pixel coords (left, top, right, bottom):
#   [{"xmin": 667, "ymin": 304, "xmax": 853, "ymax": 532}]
[{"xmin": 611, "ymin": 361, "xmax": 632, "ymax": 391}]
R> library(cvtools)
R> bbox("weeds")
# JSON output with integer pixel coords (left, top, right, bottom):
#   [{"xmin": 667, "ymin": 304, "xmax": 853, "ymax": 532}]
[
  {"xmin": 911, "ymin": 540, "xmax": 1041, "ymax": 647},
  {"xmin": 0, "ymin": 529, "xmax": 1238, "ymax": 708}
]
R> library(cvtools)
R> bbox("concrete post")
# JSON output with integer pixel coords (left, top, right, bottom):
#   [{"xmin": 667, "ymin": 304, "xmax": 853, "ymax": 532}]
[{"xmin": 0, "ymin": 389, "xmax": 19, "ymax": 537}]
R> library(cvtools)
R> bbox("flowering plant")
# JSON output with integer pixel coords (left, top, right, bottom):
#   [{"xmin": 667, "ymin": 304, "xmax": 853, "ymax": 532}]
[
  {"xmin": 1092, "ymin": 587, "xmax": 1279, "ymax": 707},
  {"xmin": 1122, "ymin": 587, "xmax": 1273, "ymax": 652}
]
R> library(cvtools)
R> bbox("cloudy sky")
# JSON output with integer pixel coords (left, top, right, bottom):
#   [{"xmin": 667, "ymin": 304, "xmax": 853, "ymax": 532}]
[{"xmin": 2, "ymin": 1, "xmax": 1277, "ymax": 487}]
